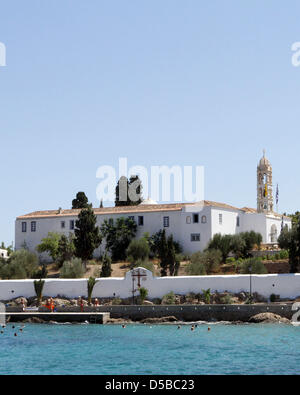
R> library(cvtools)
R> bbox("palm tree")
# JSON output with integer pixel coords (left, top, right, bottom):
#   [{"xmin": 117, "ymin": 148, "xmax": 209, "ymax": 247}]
[
  {"xmin": 87, "ymin": 277, "xmax": 98, "ymax": 305},
  {"xmin": 202, "ymin": 288, "xmax": 211, "ymax": 305},
  {"xmin": 34, "ymin": 279, "xmax": 45, "ymax": 306}
]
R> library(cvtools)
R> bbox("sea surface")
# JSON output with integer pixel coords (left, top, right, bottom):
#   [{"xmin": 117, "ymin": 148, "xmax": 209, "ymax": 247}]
[{"xmin": 0, "ymin": 322, "xmax": 300, "ymax": 375}]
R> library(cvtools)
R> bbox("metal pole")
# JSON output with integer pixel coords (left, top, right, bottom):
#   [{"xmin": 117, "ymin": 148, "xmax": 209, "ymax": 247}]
[{"xmin": 249, "ymin": 266, "xmax": 252, "ymax": 304}]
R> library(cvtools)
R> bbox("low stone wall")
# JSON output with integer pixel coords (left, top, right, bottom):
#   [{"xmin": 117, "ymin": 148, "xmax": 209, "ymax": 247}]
[
  {"xmin": 93, "ymin": 304, "xmax": 293, "ymax": 322},
  {"xmin": 6, "ymin": 304, "xmax": 293, "ymax": 322}
]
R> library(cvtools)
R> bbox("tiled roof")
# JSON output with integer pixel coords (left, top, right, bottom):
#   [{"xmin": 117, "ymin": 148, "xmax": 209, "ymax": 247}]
[
  {"xmin": 17, "ymin": 203, "xmax": 187, "ymax": 219},
  {"xmin": 240, "ymin": 207, "xmax": 258, "ymax": 213},
  {"xmin": 17, "ymin": 200, "xmax": 289, "ymax": 220}
]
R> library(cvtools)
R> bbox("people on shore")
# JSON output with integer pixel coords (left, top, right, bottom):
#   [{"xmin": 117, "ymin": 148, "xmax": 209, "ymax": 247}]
[
  {"xmin": 78, "ymin": 297, "xmax": 84, "ymax": 312},
  {"xmin": 94, "ymin": 298, "xmax": 100, "ymax": 307},
  {"xmin": 50, "ymin": 298, "xmax": 55, "ymax": 312},
  {"xmin": 44, "ymin": 298, "xmax": 55, "ymax": 312},
  {"xmin": 21, "ymin": 298, "xmax": 27, "ymax": 311}
]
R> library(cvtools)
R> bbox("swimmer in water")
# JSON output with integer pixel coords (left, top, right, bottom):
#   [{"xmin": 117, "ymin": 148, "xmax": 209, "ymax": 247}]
[
  {"xmin": 122, "ymin": 324, "xmax": 126, "ymax": 328},
  {"xmin": 208, "ymin": 327, "xmax": 211, "ymax": 332},
  {"xmin": 177, "ymin": 325, "xmax": 181, "ymax": 329}
]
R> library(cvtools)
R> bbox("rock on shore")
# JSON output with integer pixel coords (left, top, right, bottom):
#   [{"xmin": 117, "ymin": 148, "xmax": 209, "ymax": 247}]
[
  {"xmin": 249, "ymin": 313, "xmax": 290, "ymax": 324},
  {"xmin": 140, "ymin": 316, "xmax": 178, "ymax": 324}
]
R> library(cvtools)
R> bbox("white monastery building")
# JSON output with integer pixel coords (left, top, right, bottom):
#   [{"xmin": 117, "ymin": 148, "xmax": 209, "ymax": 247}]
[
  {"xmin": 0, "ymin": 249, "xmax": 8, "ymax": 260},
  {"xmin": 15, "ymin": 153, "xmax": 292, "ymax": 261}
]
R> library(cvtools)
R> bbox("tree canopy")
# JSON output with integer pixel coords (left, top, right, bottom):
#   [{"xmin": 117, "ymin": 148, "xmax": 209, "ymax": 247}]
[
  {"xmin": 72, "ymin": 192, "xmax": 91, "ymax": 209},
  {"xmin": 74, "ymin": 207, "xmax": 102, "ymax": 263},
  {"xmin": 278, "ymin": 216, "xmax": 300, "ymax": 273},
  {"xmin": 115, "ymin": 175, "xmax": 143, "ymax": 206},
  {"xmin": 101, "ymin": 217, "xmax": 137, "ymax": 261},
  {"xmin": 207, "ymin": 231, "xmax": 263, "ymax": 262}
]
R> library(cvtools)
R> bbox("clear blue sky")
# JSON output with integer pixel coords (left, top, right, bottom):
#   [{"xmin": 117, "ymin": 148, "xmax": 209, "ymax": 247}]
[{"xmin": 0, "ymin": 0, "xmax": 299, "ymax": 246}]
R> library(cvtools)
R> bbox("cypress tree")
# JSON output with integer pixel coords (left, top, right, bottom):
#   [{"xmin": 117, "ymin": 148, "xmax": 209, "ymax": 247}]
[
  {"xmin": 74, "ymin": 207, "xmax": 102, "ymax": 266},
  {"xmin": 167, "ymin": 235, "xmax": 176, "ymax": 276},
  {"xmin": 115, "ymin": 175, "xmax": 143, "ymax": 206},
  {"xmin": 101, "ymin": 253, "xmax": 112, "ymax": 277},
  {"xmin": 72, "ymin": 192, "xmax": 91, "ymax": 209},
  {"xmin": 159, "ymin": 230, "xmax": 168, "ymax": 277}
]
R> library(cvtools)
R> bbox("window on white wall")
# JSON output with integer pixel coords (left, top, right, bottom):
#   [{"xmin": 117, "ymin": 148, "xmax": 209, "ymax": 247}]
[
  {"xmin": 31, "ymin": 221, "xmax": 36, "ymax": 232},
  {"xmin": 193, "ymin": 214, "xmax": 199, "ymax": 223},
  {"xmin": 61, "ymin": 221, "xmax": 65, "ymax": 229},
  {"xmin": 186, "ymin": 216, "xmax": 191, "ymax": 224},
  {"xmin": 191, "ymin": 233, "xmax": 200, "ymax": 242},
  {"xmin": 70, "ymin": 220, "xmax": 75, "ymax": 230},
  {"xmin": 138, "ymin": 216, "xmax": 144, "ymax": 226},
  {"xmin": 22, "ymin": 222, "xmax": 27, "ymax": 233},
  {"xmin": 201, "ymin": 215, "xmax": 207, "ymax": 224},
  {"xmin": 237, "ymin": 216, "xmax": 240, "ymax": 227},
  {"xmin": 219, "ymin": 214, "xmax": 223, "ymax": 225},
  {"xmin": 163, "ymin": 216, "xmax": 169, "ymax": 228}
]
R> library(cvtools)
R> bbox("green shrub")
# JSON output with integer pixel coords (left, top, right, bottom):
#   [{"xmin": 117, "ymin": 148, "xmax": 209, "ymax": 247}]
[
  {"xmin": 60, "ymin": 258, "xmax": 85, "ymax": 278},
  {"xmin": 100, "ymin": 253, "xmax": 112, "ymax": 277},
  {"xmin": 133, "ymin": 259, "xmax": 155, "ymax": 275},
  {"xmin": 220, "ymin": 294, "xmax": 233, "ymax": 304},
  {"xmin": 162, "ymin": 291, "xmax": 176, "ymax": 305},
  {"xmin": 186, "ymin": 249, "xmax": 222, "ymax": 275},
  {"xmin": 112, "ymin": 297, "xmax": 122, "ymax": 305},
  {"xmin": 226, "ymin": 257, "xmax": 236, "ymax": 264},
  {"xmin": 279, "ymin": 250, "xmax": 289, "ymax": 259},
  {"xmin": 240, "ymin": 258, "xmax": 268, "ymax": 274},
  {"xmin": 185, "ymin": 292, "xmax": 196, "ymax": 304},
  {"xmin": 32, "ymin": 264, "xmax": 48, "ymax": 279},
  {"xmin": 126, "ymin": 238, "xmax": 150, "ymax": 264},
  {"xmin": 202, "ymin": 288, "xmax": 211, "ymax": 304},
  {"xmin": 185, "ymin": 262, "xmax": 207, "ymax": 276},
  {"xmin": 175, "ymin": 253, "xmax": 185, "ymax": 263},
  {"xmin": 0, "ymin": 249, "xmax": 39, "ymax": 279},
  {"xmin": 139, "ymin": 287, "xmax": 148, "ymax": 304}
]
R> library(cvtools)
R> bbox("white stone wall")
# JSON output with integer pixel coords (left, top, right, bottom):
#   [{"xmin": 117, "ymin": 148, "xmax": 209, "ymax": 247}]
[
  {"xmin": 0, "ymin": 249, "xmax": 8, "ymax": 259},
  {"xmin": 1, "ymin": 269, "xmax": 300, "ymax": 301}
]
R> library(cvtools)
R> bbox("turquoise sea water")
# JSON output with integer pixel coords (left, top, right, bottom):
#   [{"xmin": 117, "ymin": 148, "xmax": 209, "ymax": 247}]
[{"xmin": 0, "ymin": 323, "xmax": 300, "ymax": 375}]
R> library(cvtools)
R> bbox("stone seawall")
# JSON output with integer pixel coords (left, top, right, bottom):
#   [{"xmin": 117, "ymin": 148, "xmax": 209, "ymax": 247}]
[
  {"xmin": 93, "ymin": 304, "xmax": 293, "ymax": 322},
  {"xmin": 6, "ymin": 304, "xmax": 294, "ymax": 322}
]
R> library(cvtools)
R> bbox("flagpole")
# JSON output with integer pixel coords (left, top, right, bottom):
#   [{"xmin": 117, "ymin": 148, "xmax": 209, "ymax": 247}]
[{"xmin": 276, "ymin": 183, "xmax": 279, "ymax": 213}]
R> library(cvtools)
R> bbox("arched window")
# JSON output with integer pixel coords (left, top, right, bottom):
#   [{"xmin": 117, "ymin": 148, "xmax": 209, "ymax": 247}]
[
  {"xmin": 186, "ymin": 216, "xmax": 191, "ymax": 224},
  {"xmin": 270, "ymin": 224, "xmax": 278, "ymax": 243},
  {"xmin": 201, "ymin": 215, "xmax": 207, "ymax": 224}
]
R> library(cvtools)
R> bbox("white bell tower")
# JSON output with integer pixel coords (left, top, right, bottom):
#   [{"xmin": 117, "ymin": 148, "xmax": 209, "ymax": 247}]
[{"xmin": 257, "ymin": 150, "xmax": 274, "ymax": 213}]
